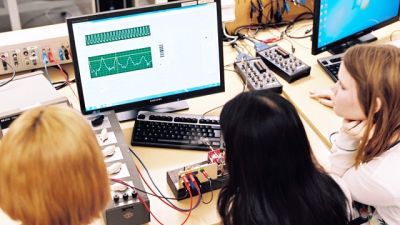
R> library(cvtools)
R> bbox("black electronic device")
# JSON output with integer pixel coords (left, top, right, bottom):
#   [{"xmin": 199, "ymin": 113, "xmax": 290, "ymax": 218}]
[
  {"xmin": 166, "ymin": 159, "xmax": 228, "ymax": 200},
  {"xmin": 256, "ymin": 45, "xmax": 311, "ymax": 83},
  {"xmin": 131, "ymin": 111, "xmax": 222, "ymax": 151},
  {"xmin": 317, "ymin": 53, "xmax": 344, "ymax": 82},
  {"xmin": 233, "ymin": 57, "xmax": 282, "ymax": 93},
  {"xmin": 67, "ymin": 0, "xmax": 225, "ymax": 121},
  {"xmin": 311, "ymin": 0, "xmax": 400, "ymax": 55},
  {"xmin": 88, "ymin": 111, "xmax": 150, "ymax": 225}
]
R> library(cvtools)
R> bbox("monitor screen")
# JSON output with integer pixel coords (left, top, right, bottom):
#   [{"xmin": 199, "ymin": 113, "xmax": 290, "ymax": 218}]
[
  {"xmin": 312, "ymin": 0, "xmax": 400, "ymax": 55},
  {"xmin": 67, "ymin": 0, "xmax": 224, "ymax": 119}
]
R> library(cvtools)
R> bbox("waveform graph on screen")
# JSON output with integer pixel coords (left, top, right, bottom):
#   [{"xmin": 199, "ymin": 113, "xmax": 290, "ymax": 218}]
[
  {"xmin": 89, "ymin": 47, "xmax": 153, "ymax": 78},
  {"xmin": 85, "ymin": 26, "xmax": 151, "ymax": 45}
]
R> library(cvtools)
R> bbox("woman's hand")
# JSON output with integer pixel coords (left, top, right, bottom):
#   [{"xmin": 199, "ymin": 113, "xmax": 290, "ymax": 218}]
[
  {"xmin": 309, "ymin": 89, "xmax": 334, "ymax": 108},
  {"xmin": 341, "ymin": 119, "xmax": 367, "ymax": 140}
]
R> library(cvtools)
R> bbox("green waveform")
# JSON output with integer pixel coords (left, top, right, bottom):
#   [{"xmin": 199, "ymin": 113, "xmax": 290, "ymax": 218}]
[
  {"xmin": 88, "ymin": 47, "xmax": 153, "ymax": 78},
  {"xmin": 85, "ymin": 26, "xmax": 151, "ymax": 46}
]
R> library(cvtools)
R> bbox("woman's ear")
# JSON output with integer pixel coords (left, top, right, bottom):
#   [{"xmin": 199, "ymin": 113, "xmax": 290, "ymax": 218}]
[{"xmin": 374, "ymin": 97, "xmax": 382, "ymax": 113}]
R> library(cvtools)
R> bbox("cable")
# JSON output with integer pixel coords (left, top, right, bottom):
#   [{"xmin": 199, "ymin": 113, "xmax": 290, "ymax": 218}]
[
  {"xmin": 0, "ymin": 57, "xmax": 16, "ymax": 88},
  {"xmin": 111, "ymin": 177, "xmax": 195, "ymax": 225},
  {"xmin": 137, "ymin": 167, "xmax": 196, "ymax": 225},
  {"xmin": 55, "ymin": 63, "xmax": 79, "ymax": 100},
  {"xmin": 129, "ymin": 148, "xmax": 202, "ymax": 212},
  {"xmin": 202, "ymin": 105, "xmax": 224, "ymax": 117},
  {"xmin": 134, "ymin": 163, "xmax": 192, "ymax": 206},
  {"xmin": 112, "ymin": 178, "xmax": 181, "ymax": 200},
  {"xmin": 181, "ymin": 176, "xmax": 194, "ymax": 225},
  {"xmin": 138, "ymin": 191, "xmax": 164, "ymax": 225},
  {"xmin": 283, "ymin": 12, "xmax": 313, "ymax": 39},
  {"xmin": 285, "ymin": 22, "xmax": 313, "ymax": 39},
  {"xmin": 222, "ymin": 23, "xmax": 238, "ymax": 44},
  {"xmin": 134, "ymin": 164, "xmax": 191, "ymax": 211},
  {"xmin": 109, "ymin": 178, "xmax": 164, "ymax": 224},
  {"xmin": 200, "ymin": 171, "xmax": 214, "ymax": 204},
  {"xmin": 43, "ymin": 63, "xmax": 52, "ymax": 83},
  {"xmin": 242, "ymin": 35, "xmax": 257, "ymax": 44},
  {"xmin": 227, "ymin": 43, "xmax": 250, "ymax": 91},
  {"xmin": 52, "ymin": 65, "xmax": 76, "ymax": 90}
]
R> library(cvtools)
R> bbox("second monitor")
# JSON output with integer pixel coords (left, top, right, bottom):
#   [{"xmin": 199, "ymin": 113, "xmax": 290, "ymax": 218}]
[{"xmin": 312, "ymin": 0, "xmax": 400, "ymax": 55}]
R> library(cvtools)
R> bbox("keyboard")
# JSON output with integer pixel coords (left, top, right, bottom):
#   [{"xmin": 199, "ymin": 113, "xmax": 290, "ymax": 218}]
[
  {"xmin": 131, "ymin": 111, "xmax": 223, "ymax": 151},
  {"xmin": 317, "ymin": 53, "xmax": 344, "ymax": 82}
]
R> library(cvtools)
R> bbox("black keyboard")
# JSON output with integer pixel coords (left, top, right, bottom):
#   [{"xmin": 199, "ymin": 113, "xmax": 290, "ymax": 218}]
[
  {"xmin": 131, "ymin": 111, "xmax": 223, "ymax": 151},
  {"xmin": 317, "ymin": 53, "xmax": 344, "ymax": 82}
]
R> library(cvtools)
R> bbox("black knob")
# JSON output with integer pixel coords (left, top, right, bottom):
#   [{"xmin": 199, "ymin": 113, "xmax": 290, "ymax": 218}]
[
  {"xmin": 122, "ymin": 193, "xmax": 129, "ymax": 201},
  {"xmin": 113, "ymin": 194, "xmax": 119, "ymax": 203},
  {"xmin": 132, "ymin": 190, "xmax": 138, "ymax": 199}
]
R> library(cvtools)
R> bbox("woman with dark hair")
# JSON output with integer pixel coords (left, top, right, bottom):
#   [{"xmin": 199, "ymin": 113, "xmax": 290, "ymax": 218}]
[{"xmin": 218, "ymin": 91, "xmax": 350, "ymax": 225}]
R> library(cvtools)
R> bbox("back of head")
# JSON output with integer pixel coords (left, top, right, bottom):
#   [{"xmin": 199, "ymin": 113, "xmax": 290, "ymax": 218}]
[
  {"xmin": 218, "ymin": 91, "xmax": 348, "ymax": 225},
  {"xmin": 0, "ymin": 106, "xmax": 110, "ymax": 225},
  {"xmin": 220, "ymin": 92, "xmax": 315, "ymax": 186},
  {"xmin": 343, "ymin": 44, "xmax": 400, "ymax": 164}
]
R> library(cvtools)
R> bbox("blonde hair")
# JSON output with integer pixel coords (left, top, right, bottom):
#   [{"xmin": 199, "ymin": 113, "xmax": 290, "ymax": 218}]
[
  {"xmin": 343, "ymin": 44, "xmax": 400, "ymax": 165},
  {"xmin": 0, "ymin": 106, "xmax": 110, "ymax": 225}
]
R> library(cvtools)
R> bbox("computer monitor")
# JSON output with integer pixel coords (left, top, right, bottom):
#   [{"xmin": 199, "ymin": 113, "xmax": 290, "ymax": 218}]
[
  {"xmin": 67, "ymin": 0, "xmax": 224, "ymax": 121},
  {"xmin": 311, "ymin": 0, "xmax": 400, "ymax": 55}
]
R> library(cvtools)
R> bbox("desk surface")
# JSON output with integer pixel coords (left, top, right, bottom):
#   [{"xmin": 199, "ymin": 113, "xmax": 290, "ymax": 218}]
[{"xmin": 48, "ymin": 21, "xmax": 400, "ymax": 225}]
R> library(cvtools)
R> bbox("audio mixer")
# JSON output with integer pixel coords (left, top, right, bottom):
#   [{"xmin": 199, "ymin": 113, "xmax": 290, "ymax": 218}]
[
  {"xmin": 234, "ymin": 57, "xmax": 283, "ymax": 93},
  {"xmin": 256, "ymin": 45, "xmax": 310, "ymax": 83}
]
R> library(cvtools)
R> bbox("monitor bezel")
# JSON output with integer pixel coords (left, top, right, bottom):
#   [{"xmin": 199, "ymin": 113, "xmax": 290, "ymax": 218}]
[
  {"xmin": 67, "ymin": 0, "xmax": 225, "ymax": 115},
  {"xmin": 311, "ymin": 0, "xmax": 400, "ymax": 55}
]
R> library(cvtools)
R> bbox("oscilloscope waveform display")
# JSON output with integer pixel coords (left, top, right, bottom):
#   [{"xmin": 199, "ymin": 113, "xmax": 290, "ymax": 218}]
[
  {"xmin": 85, "ymin": 25, "xmax": 151, "ymax": 46},
  {"xmin": 88, "ymin": 47, "xmax": 153, "ymax": 78}
]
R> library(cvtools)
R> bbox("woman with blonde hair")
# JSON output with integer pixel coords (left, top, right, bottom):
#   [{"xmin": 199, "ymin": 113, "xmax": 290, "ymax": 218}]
[
  {"xmin": 311, "ymin": 44, "xmax": 400, "ymax": 224},
  {"xmin": 0, "ymin": 105, "xmax": 110, "ymax": 225}
]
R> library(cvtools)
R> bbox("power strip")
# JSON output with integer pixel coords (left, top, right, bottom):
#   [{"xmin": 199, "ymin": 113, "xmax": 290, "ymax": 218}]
[
  {"xmin": 167, "ymin": 160, "xmax": 228, "ymax": 200},
  {"xmin": 234, "ymin": 57, "xmax": 283, "ymax": 93},
  {"xmin": 256, "ymin": 45, "xmax": 311, "ymax": 83},
  {"xmin": 0, "ymin": 23, "xmax": 71, "ymax": 76}
]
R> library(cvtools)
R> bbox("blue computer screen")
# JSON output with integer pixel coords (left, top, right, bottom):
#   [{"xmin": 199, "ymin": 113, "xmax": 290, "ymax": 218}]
[{"xmin": 317, "ymin": 0, "xmax": 400, "ymax": 48}]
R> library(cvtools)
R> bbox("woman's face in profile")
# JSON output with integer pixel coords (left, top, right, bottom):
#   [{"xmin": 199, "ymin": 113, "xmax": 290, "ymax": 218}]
[{"xmin": 331, "ymin": 64, "xmax": 367, "ymax": 121}]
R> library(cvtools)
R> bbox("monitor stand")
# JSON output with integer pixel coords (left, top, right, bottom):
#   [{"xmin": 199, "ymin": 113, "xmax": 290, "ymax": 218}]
[
  {"xmin": 328, "ymin": 33, "xmax": 378, "ymax": 55},
  {"xmin": 115, "ymin": 100, "xmax": 189, "ymax": 122}
]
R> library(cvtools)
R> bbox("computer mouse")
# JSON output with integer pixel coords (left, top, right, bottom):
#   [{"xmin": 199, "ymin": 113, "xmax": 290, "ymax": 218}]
[
  {"xmin": 111, "ymin": 182, "xmax": 128, "ymax": 192},
  {"xmin": 91, "ymin": 114, "xmax": 105, "ymax": 127},
  {"xmin": 102, "ymin": 145, "xmax": 116, "ymax": 157},
  {"xmin": 107, "ymin": 162, "xmax": 122, "ymax": 175}
]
